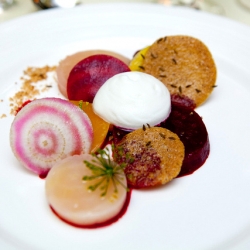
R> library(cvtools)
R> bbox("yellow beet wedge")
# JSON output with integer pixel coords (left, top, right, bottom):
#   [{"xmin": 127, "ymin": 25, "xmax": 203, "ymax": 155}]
[
  {"xmin": 129, "ymin": 46, "xmax": 149, "ymax": 71},
  {"xmin": 70, "ymin": 101, "xmax": 110, "ymax": 153}
]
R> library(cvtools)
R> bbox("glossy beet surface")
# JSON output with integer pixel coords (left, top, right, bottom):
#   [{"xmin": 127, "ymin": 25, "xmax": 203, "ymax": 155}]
[
  {"xmin": 112, "ymin": 103, "xmax": 210, "ymax": 177},
  {"xmin": 161, "ymin": 104, "xmax": 210, "ymax": 177},
  {"xmin": 171, "ymin": 94, "xmax": 196, "ymax": 110},
  {"xmin": 67, "ymin": 54, "xmax": 130, "ymax": 102}
]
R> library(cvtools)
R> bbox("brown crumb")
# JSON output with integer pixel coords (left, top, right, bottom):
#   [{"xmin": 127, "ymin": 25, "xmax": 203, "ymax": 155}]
[
  {"xmin": 9, "ymin": 65, "xmax": 56, "ymax": 115},
  {"xmin": 0, "ymin": 114, "xmax": 7, "ymax": 119},
  {"xmin": 114, "ymin": 127, "xmax": 184, "ymax": 188},
  {"xmin": 142, "ymin": 35, "xmax": 217, "ymax": 107}
]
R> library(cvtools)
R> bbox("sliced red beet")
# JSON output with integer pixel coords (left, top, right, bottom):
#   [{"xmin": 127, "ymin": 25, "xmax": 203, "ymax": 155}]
[
  {"xmin": 112, "ymin": 103, "xmax": 210, "ymax": 177},
  {"xmin": 160, "ymin": 104, "xmax": 210, "ymax": 177},
  {"xmin": 67, "ymin": 54, "xmax": 130, "ymax": 102},
  {"xmin": 171, "ymin": 94, "xmax": 196, "ymax": 110}
]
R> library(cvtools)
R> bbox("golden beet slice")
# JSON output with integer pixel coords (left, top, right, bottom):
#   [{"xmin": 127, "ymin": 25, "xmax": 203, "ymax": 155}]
[
  {"xmin": 70, "ymin": 101, "xmax": 109, "ymax": 153},
  {"xmin": 141, "ymin": 35, "xmax": 217, "ymax": 107},
  {"xmin": 114, "ymin": 127, "xmax": 185, "ymax": 189},
  {"xmin": 129, "ymin": 46, "xmax": 149, "ymax": 71}
]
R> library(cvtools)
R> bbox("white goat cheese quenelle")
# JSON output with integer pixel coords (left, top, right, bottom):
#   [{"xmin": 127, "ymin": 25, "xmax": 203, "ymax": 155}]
[{"xmin": 93, "ymin": 72, "xmax": 171, "ymax": 130}]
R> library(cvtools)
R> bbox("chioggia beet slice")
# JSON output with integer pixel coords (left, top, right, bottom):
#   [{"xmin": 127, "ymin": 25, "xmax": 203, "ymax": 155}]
[
  {"xmin": 9, "ymin": 98, "xmax": 93, "ymax": 177},
  {"xmin": 67, "ymin": 54, "xmax": 130, "ymax": 102}
]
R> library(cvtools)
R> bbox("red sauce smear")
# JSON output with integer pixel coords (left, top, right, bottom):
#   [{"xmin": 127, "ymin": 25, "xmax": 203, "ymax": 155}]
[
  {"xmin": 50, "ymin": 189, "xmax": 132, "ymax": 229},
  {"xmin": 39, "ymin": 172, "xmax": 48, "ymax": 179},
  {"xmin": 15, "ymin": 100, "xmax": 32, "ymax": 115}
]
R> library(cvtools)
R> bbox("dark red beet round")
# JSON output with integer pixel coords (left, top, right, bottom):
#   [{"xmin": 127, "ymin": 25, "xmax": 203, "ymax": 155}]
[
  {"xmin": 67, "ymin": 54, "xmax": 130, "ymax": 102},
  {"xmin": 160, "ymin": 104, "xmax": 210, "ymax": 177},
  {"xmin": 112, "ymin": 103, "xmax": 210, "ymax": 178}
]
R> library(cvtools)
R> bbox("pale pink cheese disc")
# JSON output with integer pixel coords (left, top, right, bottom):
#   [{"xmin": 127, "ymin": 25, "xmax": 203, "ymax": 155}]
[{"xmin": 45, "ymin": 154, "xmax": 127, "ymax": 226}]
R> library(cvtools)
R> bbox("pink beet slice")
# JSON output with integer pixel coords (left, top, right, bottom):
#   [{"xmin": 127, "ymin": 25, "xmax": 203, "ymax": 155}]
[
  {"xmin": 160, "ymin": 104, "xmax": 210, "ymax": 177},
  {"xmin": 67, "ymin": 54, "xmax": 130, "ymax": 102},
  {"xmin": 10, "ymin": 98, "xmax": 93, "ymax": 177}
]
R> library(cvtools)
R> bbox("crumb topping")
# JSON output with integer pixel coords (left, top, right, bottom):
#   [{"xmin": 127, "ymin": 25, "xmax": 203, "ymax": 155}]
[{"xmin": 8, "ymin": 65, "xmax": 56, "ymax": 115}]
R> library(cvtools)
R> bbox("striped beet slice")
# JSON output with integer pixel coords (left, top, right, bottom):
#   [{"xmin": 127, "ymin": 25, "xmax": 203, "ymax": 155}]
[{"xmin": 10, "ymin": 98, "xmax": 93, "ymax": 177}]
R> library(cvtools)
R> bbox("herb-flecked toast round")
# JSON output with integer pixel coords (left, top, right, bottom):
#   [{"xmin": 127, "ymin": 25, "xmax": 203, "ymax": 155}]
[
  {"xmin": 114, "ymin": 126, "xmax": 185, "ymax": 189},
  {"xmin": 139, "ymin": 35, "xmax": 217, "ymax": 107}
]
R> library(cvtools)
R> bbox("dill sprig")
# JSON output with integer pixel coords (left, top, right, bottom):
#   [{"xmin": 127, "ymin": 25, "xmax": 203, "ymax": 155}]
[
  {"xmin": 78, "ymin": 100, "xmax": 89, "ymax": 110},
  {"xmin": 82, "ymin": 148, "xmax": 129, "ymax": 197},
  {"xmin": 78, "ymin": 100, "xmax": 83, "ymax": 110}
]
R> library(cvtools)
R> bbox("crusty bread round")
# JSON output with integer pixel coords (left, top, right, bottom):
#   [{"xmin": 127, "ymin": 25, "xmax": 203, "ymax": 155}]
[
  {"xmin": 141, "ymin": 35, "xmax": 217, "ymax": 107},
  {"xmin": 114, "ymin": 126, "xmax": 185, "ymax": 188}
]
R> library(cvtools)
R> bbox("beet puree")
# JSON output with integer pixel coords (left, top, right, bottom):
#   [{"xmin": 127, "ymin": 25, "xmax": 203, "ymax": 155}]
[{"xmin": 50, "ymin": 189, "xmax": 132, "ymax": 229}]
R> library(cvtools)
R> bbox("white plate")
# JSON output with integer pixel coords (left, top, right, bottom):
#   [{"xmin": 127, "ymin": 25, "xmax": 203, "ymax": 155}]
[{"xmin": 1, "ymin": 3, "xmax": 250, "ymax": 250}]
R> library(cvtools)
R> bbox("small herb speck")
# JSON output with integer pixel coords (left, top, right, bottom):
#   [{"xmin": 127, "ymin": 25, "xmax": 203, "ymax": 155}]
[
  {"xmin": 159, "ymin": 133, "xmax": 166, "ymax": 139},
  {"xmin": 151, "ymin": 53, "xmax": 157, "ymax": 59},
  {"xmin": 168, "ymin": 137, "xmax": 176, "ymax": 140},
  {"xmin": 157, "ymin": 38, "xmax": 163, "ymax": 43},
  {"xmin": 179, "ymin": 86, "xmax": 182, "ymax": 94},
  {"xmin": 170, "ymin": 84, "xmax": 177, "ymax": 88}
]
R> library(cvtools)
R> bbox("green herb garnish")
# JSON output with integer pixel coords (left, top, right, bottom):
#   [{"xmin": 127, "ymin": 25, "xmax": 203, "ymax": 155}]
[
  {"xmin": 78, "ymin": 100, "xmax": 83, "ymax": 110},
  {"xmin": 78, "ymin": 100, "xmax": 89, "ymax": 110},
  {"xmin": 82, "ymin": 148, "xmax": 129, "ymax": 197}
]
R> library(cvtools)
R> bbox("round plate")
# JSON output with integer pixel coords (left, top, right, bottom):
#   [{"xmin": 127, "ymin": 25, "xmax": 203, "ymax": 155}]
[{"xmin": 1, "ymin": 3, "xmax": 250, "ymax": 250}]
